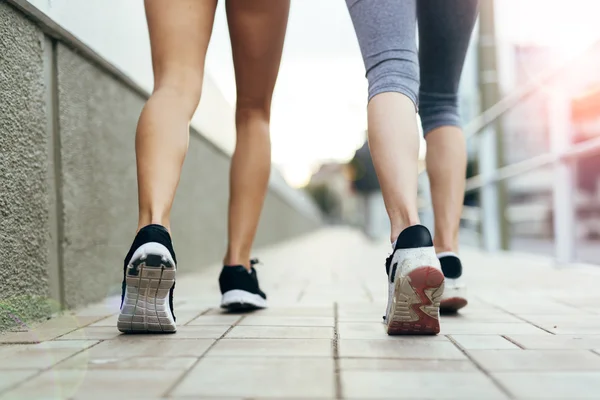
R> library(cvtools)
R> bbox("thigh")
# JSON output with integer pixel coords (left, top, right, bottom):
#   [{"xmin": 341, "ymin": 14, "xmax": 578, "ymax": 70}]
[
  {"xmin": 226, "ymin": 0, "xmax": 290, "ymax": 110},
  {"xmin": 345, "ymin": 0, "xmax": 417, "ymax": 75},
  {"xmin": 145, "ymin": 0, "xmax": 217, "ymax": 90},
  {"xmin": 417, "ymin": 0, "xmax": 479, "ymax": 95}
]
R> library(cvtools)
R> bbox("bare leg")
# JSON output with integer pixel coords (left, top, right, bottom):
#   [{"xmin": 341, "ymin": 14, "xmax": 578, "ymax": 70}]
[
  {"xmin": 425, "ymin": 128, "xmax": 466, "ymax": 252},
  {"xmin": 223, "ymin": 0, "xmax": 290, "ymax": 269},
  {"xmin": 136, "ymin": 0, "xmax": 217, "ymax": 232},
  {"xmin": 345, "ymin": 0, "xmax": 421, "ymax": 243},
  {"xmin": 368, "ymin": 94, "xmax": 421, "ymax": 243}
]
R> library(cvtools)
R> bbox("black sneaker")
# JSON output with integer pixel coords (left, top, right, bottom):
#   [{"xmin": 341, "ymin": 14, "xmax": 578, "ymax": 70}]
[
  {"xmin": 118, "ymin": 224, "xmax": 177, "ymax": 333},
  {"xmin": 438, "ymin": 252, "xmax": 468, "ymax": 312},
  {"xmin": 219, "ymin": 259, "xmax": 267, "ymax": 311},
  {"xmin": 384, "ymin": 225, "xmax": 444, "ymax": 335}
]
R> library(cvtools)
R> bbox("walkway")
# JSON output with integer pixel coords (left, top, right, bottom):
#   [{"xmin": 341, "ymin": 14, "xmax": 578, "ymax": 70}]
[{"xmin": 2, "ymin": 228, "xmax": 600, "ymax": 399}]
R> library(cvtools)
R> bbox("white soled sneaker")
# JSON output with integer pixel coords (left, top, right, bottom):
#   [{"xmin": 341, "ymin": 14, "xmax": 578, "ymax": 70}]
[
  {"xmin": 384, "ymin": 225, "xmax": 444, "ymax": 335},
  {"xmin": 118, "ymin": 225, "xmax": 177, "ymax": 333},
  {"xmin": 438, "ymin": 252, "xmax": 468, "ymax": 312}
]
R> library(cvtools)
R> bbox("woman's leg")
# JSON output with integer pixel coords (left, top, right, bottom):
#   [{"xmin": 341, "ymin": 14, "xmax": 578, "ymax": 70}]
[
  {"xmin": 418, "ymin": 0, "xmax": 479, "ymax": 312},
  {"xmin": 137, "ymin": 0, "xmax": 217, "ymax": 232},
  {"xmin": 346, "ymin": 0, "xmax": 444, "ymax": 336},
  {"xmin": 418, "ymin": 0, "xmax": 479, "ymax": 254},
  {"xmin": 119, "ymin": 0, "xmax": 217, "ymax": 334},
  {"xmin": 346, "ymin": 0, "xmax": 420, "ymax": 244},
  {"xmin": 223, "ymin": 0, "xmax": 290, "ymax": 269}
]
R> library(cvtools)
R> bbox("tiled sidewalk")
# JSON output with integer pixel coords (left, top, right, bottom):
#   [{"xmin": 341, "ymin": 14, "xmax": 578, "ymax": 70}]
[{"xmin": 2, "ymin": 228, "xmax": 600, "ymax": 399}]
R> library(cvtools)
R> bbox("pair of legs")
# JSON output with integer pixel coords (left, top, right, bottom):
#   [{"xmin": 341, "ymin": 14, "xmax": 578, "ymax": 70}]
[
  {"xmin": 346, "ymin": 0, "xmax": 479, "ymax": 251},
  {"xmin": 137, "ymin": 0, "xmax": 290, "ymax": 269},
  {"xmin": 347, "ymin": 0, "xmax": 479, "ymax": 332}
]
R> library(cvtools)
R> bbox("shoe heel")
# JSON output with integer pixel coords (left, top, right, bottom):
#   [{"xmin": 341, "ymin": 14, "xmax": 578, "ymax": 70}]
[
  {"xmin": 118, "ymin": 253, "xmax": 176, "ymax": 334},
  {"xmin": 386, "ymin": 266, "xmax": 444, "ymax": 335}
]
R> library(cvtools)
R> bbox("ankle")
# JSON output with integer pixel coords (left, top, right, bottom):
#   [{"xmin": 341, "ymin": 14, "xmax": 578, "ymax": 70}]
[
  {"xmin": 390, "ymin": 219, "xmax": 421, "ymax": 244},
  {"xmin": 138, "ymin": 211, "xmax": 170, "ymax": 233},
  {"xmin": 434, "ymin": 241, "xmax": 458, "ymax": 255},
  {"xmin": 224, "ymin": 248, "xmax": 251, "ymax": 270}
]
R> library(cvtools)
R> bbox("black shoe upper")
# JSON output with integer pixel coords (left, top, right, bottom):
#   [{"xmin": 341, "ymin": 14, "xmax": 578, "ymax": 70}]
[
  {"xmin": 122, "ymin": 224, "xmax": 177, "ymax": 320},
  {"xmin": 439, "ymin": 255, "xmax": 462, "ymax": 279},
  {"xmin": 385, "ymin": 225, "xmax": 434, "ymax": 278},
  {"xmin": 219, "ymin": 259, "xmax": 267, "ymax": 300}
]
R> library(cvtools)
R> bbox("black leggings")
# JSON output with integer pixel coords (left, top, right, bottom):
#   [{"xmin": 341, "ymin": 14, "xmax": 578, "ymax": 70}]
[{"xmin": 346, "ymin": 0, "xmax": 479, "ymax": 135}]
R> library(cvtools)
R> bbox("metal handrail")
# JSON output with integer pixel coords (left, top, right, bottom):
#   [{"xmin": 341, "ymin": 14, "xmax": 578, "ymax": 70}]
[
  {"xmin": 466, "ymin": 135, "xmax": 600, "ymax": 193},
  {"xmin": 454, "ymin": 41, "xmax": 600, "ymax": 260},
  {"xmin": 464, "ymin": 40, "xmax": 600, "ymax": 140}
]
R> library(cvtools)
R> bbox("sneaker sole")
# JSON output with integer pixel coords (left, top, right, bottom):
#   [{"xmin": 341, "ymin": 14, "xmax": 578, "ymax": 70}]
[
  {"xmin": 441, "ymin": 297, "xmax": 468, "ymax": 313},
  {"xmin": 118, "ymin": 247, "xmax": 176, "ymax": 334},
  {"xmin": 221, "ymin": 289, "xmax": 267, "ymax": 311},
  {"xmin": 386, "ymin": 266, "xmax": 444, "ymax": 335}
]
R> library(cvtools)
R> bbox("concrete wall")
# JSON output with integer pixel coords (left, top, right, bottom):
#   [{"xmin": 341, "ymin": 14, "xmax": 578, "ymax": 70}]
[
  {"xmin": 0, "ymin": 1, "xmax": 53, "ymax": 330},
  {"xmin": 0, "ymin": 1, "xmax": 321, "ymax": 331}
]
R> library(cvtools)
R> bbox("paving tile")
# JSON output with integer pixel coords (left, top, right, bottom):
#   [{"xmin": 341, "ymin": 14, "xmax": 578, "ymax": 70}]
[
  {"xmin": 2, "ymin": 369, "xmax": 184, "ymax": 399},
  {"xmin": 0, "ymin": 316, "xmax": 103, "ymax": 344},
  {"xmin": 337, "ymin": 305, "xmax": 383, "ymax": 319},
  {"xmin": 342, "ymin": 371, "xmax": 508, "ymax": 399},
  {"xmin": 204, "ymin": 306, "xmax": 334, "ymax": 317},
  {"xmin": 507, "ymin": 334, "xmax": 600, "ymax": 350},
  {"xmin": 172, "ymin": 357, "xmax": 335, "ymax": 398},
  {"xmin": 516, "ymin": 315, "xmax": 600, "ymax": 334},
  {"xmin": 440, "ymin": 322, "xmax": 549, "ymax": 335},
  {"xmin": 338, "ymin": 322, "xmax": 449, "ymax": 340},
  {"xmin": 339, "ymin": 358, "xmax": 477, "ymax": 372},
  {"xmin": 168, "ymin": 398, "xmax": 245, "ymax": 400},
  {"xmin": 497, "ymin": 302, "xmax": 585, "ymax": 315},
  {"xmin": 186, "ymin": 315, "xmax": 242, "ymax": 326},
  {"xmin": 238, "ymin": 316, "xmax": 334, "ymax": 327},
  {"xmin": 55, "ymin": 327, "xmax": 122, "ymax": 340},
  {"xmin": 0, "ymin": 371, "xmax": 38, "ymax": 392},
  {"xmin": 59, "ymin": 355, "xmax": 197, "ymax": 370},
  {"xmin": 493, "ymin": 372, "xmax": 600, "ymax": 399},
  {"xmin": 208, "ymin": 339, "xmax": 332, "ymax": 357},
  {"xmin": 450, "ymin": 335, "xmax": 520, "ymax": 350},
  {"xmin": 225, "ymin": 326, "xmax": 333, "ymax": 339},
  {"xmin": 467, "ymin": 349, "xmax": 600, "ymax": 371},
  {"xmin": 338, "ymin": 339, "xmax": 466, "ymax": 360},
  {"xmin": 0, "ymin": 329, "xmax": 69, "ymax": 344},
  {"xmin": 0, "ymin": 340, "xmax": 98, "ymax": 370},
  {"xmin": 53, "ymin": 339, "xmax": 214, "ymax": 369},
  {"xmin": 159, "ymin": 326, "xmax": 230, "ymax": 339},
  {"xmin": 441, "ymin": 313, "xmax": 523, "ymax": 323},
  {"xmin": 547, "ymin": 324, "xmax": 600, "ymax": 335}
]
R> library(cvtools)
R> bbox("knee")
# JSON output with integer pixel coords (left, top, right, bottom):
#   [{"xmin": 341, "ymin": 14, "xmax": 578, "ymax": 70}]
[
  {"xmin": 365, "ymin": 56, "xmax": 420, "ymax": 108},
  {"xmin": 154, "ymin": 70, "xmax": 203, "ymax": 116},
  {"xmin": 418, "ymin": 91, "xmax": 461, "ymax": 136},
  {"xmin": 235, "ymin": 97, "xmax": 271, "ymax": 124}
]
